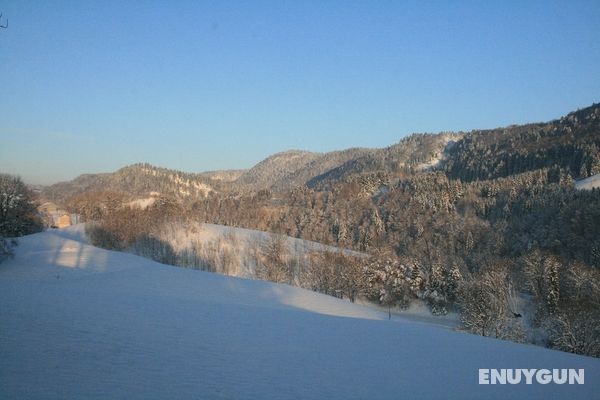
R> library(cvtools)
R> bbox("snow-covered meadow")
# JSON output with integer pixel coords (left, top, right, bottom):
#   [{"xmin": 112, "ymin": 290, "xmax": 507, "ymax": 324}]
[
  {"xmin": 575, "ymin": 173, "xmax": 600, "ymax": 191},
  {"xmin": 1, "ymin": 227, "xmax": 598, "ymax": 399},
  {"xmin": 152, "ymin": 221, "xmax": 360, "ymax": 278}
]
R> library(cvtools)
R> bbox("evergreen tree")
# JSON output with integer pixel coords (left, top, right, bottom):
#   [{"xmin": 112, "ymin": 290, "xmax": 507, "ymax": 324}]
[{"xmin": 445, "ymin": 264, "xmax": 462, "ymax": 303}]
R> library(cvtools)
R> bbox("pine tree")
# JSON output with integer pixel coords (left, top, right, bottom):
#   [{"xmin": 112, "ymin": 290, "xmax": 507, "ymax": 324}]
[
  {"xmin": 446, "ymin": 264, "xmax": 462, "ymax": 303},
  {"xmin": 426, "ymin": 264, "xmax": 447, "ymax": 315},
  {"xmin": 590, "ymin": 157, "xmax": 600, "ymax": 176},
  {"xmin": 465, "ymin": 231, "xmax": 474, "ymax": 253},
  {"xmin": 409, "ymin": 263, "xmax": 424, "ymax": 296}
]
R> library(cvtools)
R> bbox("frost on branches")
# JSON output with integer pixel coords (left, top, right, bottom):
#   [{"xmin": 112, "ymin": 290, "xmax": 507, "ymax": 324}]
[{"xmin": 362, "ymin": 259, "xmax": 462, "ymax": 315}]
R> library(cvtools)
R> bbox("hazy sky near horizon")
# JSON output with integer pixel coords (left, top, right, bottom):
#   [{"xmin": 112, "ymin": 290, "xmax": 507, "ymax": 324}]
[{"xmin": 1, "ymin": 1, "xmax": 599, "ymax": 185}]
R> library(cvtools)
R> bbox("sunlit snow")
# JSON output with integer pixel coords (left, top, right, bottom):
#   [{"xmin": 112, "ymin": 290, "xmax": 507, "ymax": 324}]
[{"xmin": 1, "ymin": 227, "xmax": 598, "ymax": 399}]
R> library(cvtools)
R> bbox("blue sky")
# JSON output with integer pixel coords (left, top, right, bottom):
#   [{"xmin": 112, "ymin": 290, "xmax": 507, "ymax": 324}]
[{"xmin": 1, "ymin": 1, "xmax": 599, "ymax": 185}]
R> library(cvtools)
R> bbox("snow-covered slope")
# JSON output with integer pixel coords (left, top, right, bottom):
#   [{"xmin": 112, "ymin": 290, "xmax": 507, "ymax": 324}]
[
  {"xmin": 1, "ymin": 227, "xmax": 599, "ymax": 399},
  {"xmin": 155, "ymin": 222, "xmax": 363, "ymax": 278},
  {"xmin": 575, "ymin": 173, "xmax": 600, "ymax": 190}
]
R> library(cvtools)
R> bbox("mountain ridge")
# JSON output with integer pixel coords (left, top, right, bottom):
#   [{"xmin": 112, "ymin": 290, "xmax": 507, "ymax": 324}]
[{"xmin": 41, "ymin": 103, "xmax": 600, "ymax": 202}]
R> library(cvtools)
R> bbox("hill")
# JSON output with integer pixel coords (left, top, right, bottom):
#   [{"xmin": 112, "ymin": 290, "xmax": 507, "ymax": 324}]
[
  {"xmin": 43, "ymin": 163, "xmax": 221, "ymax": 203},
  {"xmin": 307, "ymin": 133, "xmax": 460, "ymax": 190},
  {"xmin": 1, "ymin": 227, "xmax": 598, "ymax": 399},
  {"xmin": 41, "ymin": 103, "xmax": 600, "ymax": 202},
  {"xmin": 269, "ymin": 147, "xmax": 375, "ymax": 191},
  {"xmin": 235, "ymin": 150, "xmax": 323, "ymax": 190},
  {"xmin": 198, "ymin": 169, "xmax": 246, "ymax": 182},
  {"xmin": 444, "ymin": 104, "xmax": 600, "ymax": 181}
]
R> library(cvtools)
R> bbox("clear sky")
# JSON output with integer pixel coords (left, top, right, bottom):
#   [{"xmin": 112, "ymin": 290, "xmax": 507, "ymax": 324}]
[{"xmin": 1, "ymin": 1, "xmax": 599, "ymax": 185}]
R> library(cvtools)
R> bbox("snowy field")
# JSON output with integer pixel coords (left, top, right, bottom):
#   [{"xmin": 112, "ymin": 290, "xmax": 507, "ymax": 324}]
[
  {"xmin": 1, "ymin": 227, "xmax": 599, "ymax": 399},
  {"xmin": 575, "ymin": 173, "xmax": 600, "ymax": 190},
  {"xmin": 147, "ymin": 221, "xmax": 364, "ymax": 278}
]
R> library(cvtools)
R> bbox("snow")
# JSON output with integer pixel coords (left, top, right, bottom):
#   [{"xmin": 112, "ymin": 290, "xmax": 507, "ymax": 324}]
[
  {"xmin": 357, "ymin": 298, "xmax": 460, "ymax": 330},
  {"xmin": 415, "ymin": 134, "xmax": 460, "ymax": 171},
  {"xmin": 156, "ymin": 222, "xmax": 363, "ymax": 278},
  {"xmin": 202, "ymin": 223, "xmax": 357, "ymax": 256},
  {"xmin": 416, "ymin": 156, "xmax": 444, "ymax": 171},
  {"xmin": 126, "ymin": 197, "xmax": 157, "ymax": 209},
  {"xmin": 575, "ymin": 173, "xmax": 600, "ymax": 190},
  {"xmin": 1, "ymin": 227, "xmax": 599, "ymax": 399}
]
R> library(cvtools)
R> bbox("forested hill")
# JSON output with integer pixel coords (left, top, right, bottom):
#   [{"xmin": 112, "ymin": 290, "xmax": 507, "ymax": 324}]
[
  {"xmin": 444, "ymin": 103, "xmax": 600, "ymax": 181},
  {"xmin": 234, "ymin": 150, "xmax": 323, "ymax": 190},
  {"xmin": 43, "ymin": 163, "xmax": 222, "ymax": 203}
]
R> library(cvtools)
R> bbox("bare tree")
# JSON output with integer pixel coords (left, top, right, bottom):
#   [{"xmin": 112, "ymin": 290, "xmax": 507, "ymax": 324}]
[
  {"xmin": 255, "ymin": 235, "xmax": 292, "ymax": 284},
  {"xmin": 459, "ymin": 269, "xmax": 525, "ymax": 341},
  {"xmin": 545, "ymin": 310, "xmax": 600, "ymax": 357}
]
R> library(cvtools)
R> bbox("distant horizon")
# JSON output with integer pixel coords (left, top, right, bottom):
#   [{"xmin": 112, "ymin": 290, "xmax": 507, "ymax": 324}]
[
  {"xmin": 6, "ymin": 100, "xmax": 600, "ymax": 186},
  {"xmin": 15, "ymin": 100, "xmax": 597, "ymax": 187},
  {"xmin": 1, "ymin": 1, "xmax": 599, "ymax": 185}
]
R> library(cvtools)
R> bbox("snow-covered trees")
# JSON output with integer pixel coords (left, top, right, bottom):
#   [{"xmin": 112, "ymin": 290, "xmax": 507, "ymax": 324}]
[
  {"xmin": 459, "ymin": 278, "xmax": 498, "ymax": 337},
  {"xmin": 540, "ymin": 261, "xmax": 600, "ymax": 357},
  {"xmin": 424, "ymin": 265, "xmax": 447, "ymax": 315},
  {"xmin": 255, "ymin": 235, "xmax": 292, "ymax": 284},
  {"xmin": 364, "ymin": 260, "xmax": 409, "ymax": 309},
  {"xmin": 459, "ymin": 269, "xmax": 525, "ymax": 341},
  {"xmin": 0, "ymin": 174, "xmax": 42, "ymax": 261},
  {"xmin": 303, "ymin": 251, "xmax": 364, "ymax": 301},
  {"xmin": 546, "ymin": 258, "xmax": 560, "ymax": 315},
  {"xmin": 422, "ymin": 264, "xmax": 462, "ymax": 315},
  {"xmin": 363, "ymin": 259, "xmax": 432, "ymax": 312},
  {"xmin": 545, "ymin": 310, "xmax": 600, "ymax": 357},
  {"xmin": 132, "ymin": 234, "xmax": 177, "ymax": 265},
  {"xmin": 0, "ymin": 174, "xmax": 40, "ymax": 237},
  {"xmin": 522, "ymin": 251, "xmax": 562, "ymax": 316}
]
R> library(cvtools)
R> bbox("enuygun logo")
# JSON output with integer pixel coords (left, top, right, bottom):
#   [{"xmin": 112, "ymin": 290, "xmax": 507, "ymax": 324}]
[{"xmin": 479, "ymin": 369, "xmax": 584, "ymax": 385}]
